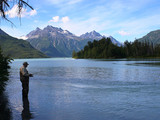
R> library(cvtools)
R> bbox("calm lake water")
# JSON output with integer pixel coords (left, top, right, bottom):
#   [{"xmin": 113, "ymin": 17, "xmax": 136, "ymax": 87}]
[{"xmin": 5, "ymin": 58, "xmax": 160, "ymax": 120}]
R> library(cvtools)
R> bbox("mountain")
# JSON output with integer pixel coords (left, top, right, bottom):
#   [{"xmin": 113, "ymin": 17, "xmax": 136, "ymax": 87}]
[
  {"xmin": 26, "ymin": 25, "xmax": 83, "ymax": 57},
  {"xmin": 137, "ymin": 30, "xmax": 160, "ymax": 45},
  {"xmin": 80, "ymin": 30, "xmax": 103, "ymax": 40},
  {"xmin": 80, "ymin": 31, "xmax": 122, "ymax": 46},
  {"xmin": 79, "ymin": 31, "xmax": 122, "ymax": 47},
  {"xmin": 0, "ymin": 29, "xmax": 48, "ymax": 59},
  {"xmin": 108, "ymin": 36, "xmax": 122, "ymax": 47},
  {"xmin": 26, "ymin": 25, "xmax": 122, "ymax": 57}
]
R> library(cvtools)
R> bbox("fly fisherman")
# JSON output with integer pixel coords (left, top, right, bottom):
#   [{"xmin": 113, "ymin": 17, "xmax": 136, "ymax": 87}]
[{"xmin": 20, "ymin": 62, "xmax": 33, "ymax": 97}]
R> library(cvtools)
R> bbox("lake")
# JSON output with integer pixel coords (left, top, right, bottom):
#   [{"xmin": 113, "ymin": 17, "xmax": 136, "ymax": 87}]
[{"xmin": 5, "ymin": 58, "xmax": 160, "ymax": 120}]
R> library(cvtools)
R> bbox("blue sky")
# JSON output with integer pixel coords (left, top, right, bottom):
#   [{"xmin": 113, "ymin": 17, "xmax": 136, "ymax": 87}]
[{"xmin": 0, "ymin": 0, "xmax": 160, "ymax": 42}]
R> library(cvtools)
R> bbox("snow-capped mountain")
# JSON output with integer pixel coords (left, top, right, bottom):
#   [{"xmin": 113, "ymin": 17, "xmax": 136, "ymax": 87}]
[
  {"xmin": 80, "ymin": 30, "xmax": 103, "ymax": 40},
  {"xmin": 26, "ymin": 25, "xmax": 81, "ymax": 57},
  {"xmin": 26, "ymin": 25, "xmax": 122, "ymax": 57},
  {"xmin": 27, "ymin": 25, "xmax": 79, "ymax": 40},
  {"xmin": 80, "ymin": 31, "xmax": 122, "ymax": 47}
]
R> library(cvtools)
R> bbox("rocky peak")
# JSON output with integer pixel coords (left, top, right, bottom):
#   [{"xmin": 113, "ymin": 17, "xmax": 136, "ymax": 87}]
[
  {"xmin": 36, "ymin": 27, "xmax": 41, "ymax": 31},
  {"xmin": 108, "ymin": 36, "xmax": 122, "ymax": 47},
  {"xmin": 91, "ymin": 30, "xmax": 102, "ymax": 37},
  {"xmin": 44, "ymin": 25, "xmax": 63, "ymax": 32},
  {"xmin": 80, "ymin": 30, "xmax": 102, "ymax": 39},
  {"xmin": 26, "ymin": 27, "xmax": 42, "ymax": 38}
]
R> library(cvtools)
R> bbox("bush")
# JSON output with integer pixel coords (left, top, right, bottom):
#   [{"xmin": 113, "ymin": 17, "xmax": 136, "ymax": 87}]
[{"xmin": 0, "ymin": 47, "xmax": 12, "ymax": 94}]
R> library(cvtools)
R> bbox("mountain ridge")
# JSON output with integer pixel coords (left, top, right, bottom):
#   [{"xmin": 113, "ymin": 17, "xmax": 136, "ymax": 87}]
[
  {"xmin": 137, "ymin": 29, "xmax": 160, "ymax": 45},
  {"xmin": 26, "ymin": 25, "xmax": 122, "ymax": 57}
]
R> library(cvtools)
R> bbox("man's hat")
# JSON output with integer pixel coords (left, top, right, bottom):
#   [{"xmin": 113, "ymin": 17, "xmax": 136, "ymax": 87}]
[{"xmin": 23, "ymin": 62, "xmax": 29, "ymax": 65}]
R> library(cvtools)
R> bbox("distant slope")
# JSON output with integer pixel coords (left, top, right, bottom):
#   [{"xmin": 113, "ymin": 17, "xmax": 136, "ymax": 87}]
[
  {"xmin": 0, "ymin": 29, "xmax": 48, "ymax": 59},
  {"xmin": 137, "ymin": 30, "xmax": 160, "ymax": 45}
]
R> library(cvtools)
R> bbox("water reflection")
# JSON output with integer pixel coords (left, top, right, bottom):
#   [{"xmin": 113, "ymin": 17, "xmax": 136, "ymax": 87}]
[{"xmin": 21, "ymin": 96, "xmax": 33, "ymax": 120}]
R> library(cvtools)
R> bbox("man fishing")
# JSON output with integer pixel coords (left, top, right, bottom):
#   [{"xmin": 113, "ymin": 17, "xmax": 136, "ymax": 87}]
[{"xmin": 20, "ymin": 62, "xmax": 33, "ymax": 97}]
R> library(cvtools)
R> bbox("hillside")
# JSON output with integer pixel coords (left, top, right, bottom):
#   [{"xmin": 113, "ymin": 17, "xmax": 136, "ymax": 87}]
[
  {"xmin": 0, "ymin": 29, "xmax": 48, "ymax": 59},
  {"xmin": 137, "ymin": 30, "xmax": 160, "ymax": 45}
]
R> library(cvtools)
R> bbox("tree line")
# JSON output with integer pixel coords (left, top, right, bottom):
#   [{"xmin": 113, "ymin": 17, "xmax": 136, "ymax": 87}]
[
  {"xmin": 0, "ymin": 47, "xmax": 12, "ymax": 120},
  {"xmin": 72, "ymin": 37, "xmax": 160, "ymax": 59},
  {"xmin": 0, "ymin": 47, "xmax": 12, "ymax": 94}
]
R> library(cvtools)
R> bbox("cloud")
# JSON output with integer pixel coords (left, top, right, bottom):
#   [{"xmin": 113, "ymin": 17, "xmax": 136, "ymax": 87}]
[
  {"xmin": 5, "ymin": 5, "xmax": 37, "ymax": 18},
  {"xmin": 49, "ymin": 16, "xmax": 70, "ymax": 23},
  {"xmin": 49, "ymin": 16, "xmax": 60, "ymax": 23},
  {"xmin": 29, "ymin": 10, "xmax": 37, "ymax": 16},
  {"xmin": 4, "ymin": 0, "xmax": 159, "ymax": 42},
  {"xmin": 118, "ymin": 30, "xmax": 130, "ymax": 36},
  {"xmin": 61, "ymin": 16, "xmax": 70, "ymax": 23},
  {"xmin": 5, "ymin": 5, "xmax": 19, "ymax": 18},
  {"xmin": 17, "ymin": 35, "xmax": 28, "ymax": 40}
]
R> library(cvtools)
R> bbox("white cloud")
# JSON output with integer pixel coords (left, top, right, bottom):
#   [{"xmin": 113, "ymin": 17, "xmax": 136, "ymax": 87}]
[
  {"xmin": 49, "ymin": 16, "xmax": 60, "ymax": 23},
  {"xmin": 5, "ymin": 5, "xmax": 37, "ymax": 18},
  {"xmin": 3, "ymin": 0, "xmax": 160, "ymax": 42},
  {"xmin": 17, "ymin": 36, "xmax": 28, "ymax": 40},
  {"xmin": 49, "ymin": 16, "xmax": 70, "ymax": 23},
  {"xmin": 48, "ymin": 12, "xmax": 160, "ymax": 39},
  {"xmin": 5, "ymin": 5, "xmax": 19, "ymax": 18},
  {"xmin": 118, "ymin": 30, "xmax": 130, "ymax": 36},
  {"xmin": 29, "ymin": 10, "xmax": 37, "ymax": 16},
  {"xmin": 49, "ymin": 16, "xmax": 109, "ymax": 36},
  {"xmin": 61, "ymin": 16, "xmax": 70, "ymax": 23}
]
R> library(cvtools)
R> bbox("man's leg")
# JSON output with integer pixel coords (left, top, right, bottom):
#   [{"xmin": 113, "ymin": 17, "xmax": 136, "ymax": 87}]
[
  {"xmin": 26, "ymin": 80, "xmax": 29, "ymax": 95},
  {"xmin": 22, "ymin": 81, "xmax": 28, "ymax": 97}
]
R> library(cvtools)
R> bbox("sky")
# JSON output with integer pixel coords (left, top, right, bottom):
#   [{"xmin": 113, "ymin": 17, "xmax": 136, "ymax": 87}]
[{"xmin": 0, "ymin": 0, "xmax": 160, "ymax": 42}]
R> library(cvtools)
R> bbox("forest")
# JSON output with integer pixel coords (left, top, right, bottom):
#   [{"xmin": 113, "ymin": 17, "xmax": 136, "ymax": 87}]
[
  {"xmin": 72, "ymin": 37, "xmax": 160, "ymax": 59},
  {"xmin": 0, "ymin": 47, "xmax": 12, "ymax": 120},
  {"xmin": 0, "ymin": 47, "xmax": 11, "ymax": 93}
]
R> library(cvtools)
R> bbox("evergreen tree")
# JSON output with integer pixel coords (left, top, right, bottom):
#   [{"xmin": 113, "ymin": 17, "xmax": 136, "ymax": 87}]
[{"xmin": 72, "ymin": 37, "xmax": 160, "ymax": 59}]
